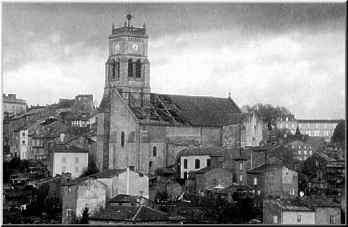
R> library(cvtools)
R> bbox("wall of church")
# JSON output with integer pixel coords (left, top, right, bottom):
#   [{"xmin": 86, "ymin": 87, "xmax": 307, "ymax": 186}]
[{"xmin": 108, "ymin": 91, "xmax": 138, "ymax": 170}]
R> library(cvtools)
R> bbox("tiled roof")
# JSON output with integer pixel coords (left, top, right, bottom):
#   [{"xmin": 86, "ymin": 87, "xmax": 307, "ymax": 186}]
[
  {"xmin": 89, "ymin": 206, "xmax": 170, "ymax": 222},
  {"xmin": 177, "ymin": 147, "xmax": 225, "ymax": 159},
  {"xmin": 247, "ymin": 161, "xmax": 284, "ymax": 174},
  {"xmin": 109, "ymin": 194, "xmax": 139, "ymax": 204},
  {"xmin": 53, "ymin": 144, "xmax": 88, "ymax": 153},
  {"xmin": 91, "ymin": 169, "xmax": 127, "ymax": 178},
  {"xmin": 99, "ymin": 92, "xmax": 242, "ymax": 127},
  {"xmin": 265, "ymin": 199, "xmax": 314, "ymax": 212},
  {"xmin": 297, "ymin": 119, "xmax": 342, "ymax": 123}
]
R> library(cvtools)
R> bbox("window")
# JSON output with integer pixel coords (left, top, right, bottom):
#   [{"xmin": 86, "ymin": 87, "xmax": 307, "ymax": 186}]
[
  {"xmin": 207, "ymin": 159, "xmax": 211, "ymax": 167},
  {"xmin": 309, "ymin": 150, "xmax": 313, "ymax": 155},
  {"xmin": 290, "ymin": 187, "xmax": 295, "ymax": 195},
  {"xmin": 22, "ymin": 140, "xmax": 25, "ymax": 145},
  {"xmin": 315, "ymin": 160, "xmax": 319, "ymax": 167},
  {"xmin": 135, "ymin": 59, "xmax": 141, "ymax": 78},
  {"xmin": 75, "ymin": 157, "xmax": 79, "ymax": 163},
  {"xmin": 149, "ymin": 161, "xmax": 152, "ymax": 168},
  {"xmin": 330, "ymin": 215, "xmax": 335, "ymax": 224},
  {"xmin": 304, "ymin": 150, "xmax": 307, "ymax": 155},
  {"xmin": 121, "ymin": 131, "xmax": 125, "ymax": 147},
  {"xmin": 239, "ymin": 162, "xmax": 243, "ymax": 170},
  {"xmin": 22, "ymin": 132, "xmax": 25, "ymax": 136},
  {"xmin": 66, "ymin": 208, "xmax": 73, "ymax": 217},
  {"xmin": 273, "ymin": 216, "xmax": 278, "ymax": 224},
  {"xmin": 110, "ymin": 59, "xmax": 115, "ymax": 80},
  {"xmin": 239, "ymin": 175, "xmax": 243, "ymax": 182},
  {"xmin": 62, "ymin": 157, "xmax": 66, "ymax": 163},
  {"xmin": 195, "ymin": 159, "xmax": 200, "ymax": 169},
  {"xmin": 152, "ymin": 146, "xmax": 157, "ymax": 157},
  {"xmin": 253, "ymin": 177, "xmax": 258, "ymax": 185},
  {"xmin": 128, "ymin": 59, "xmax": 133, "ymax": 77},
  {"xmin": 115, "ymin": 61, "xmax": 120, "ymax": 79},
  {"xmin": 183, "ymin": 159, "xmax": 187, "ymax": 169},
  {"xmin": 298, "ymin": 150, "xmax": 302, "ymax": 154},
  {"xmin": 297, "ymin": 215, "xmax": 301, "ymax": 223}
]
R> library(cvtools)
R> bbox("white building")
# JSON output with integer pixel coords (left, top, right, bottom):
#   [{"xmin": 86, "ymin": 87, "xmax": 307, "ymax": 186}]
[
  {"xmin": 178, "ymin": 147, "xmax": 224, "ymax": 179},
  {"xmin": 49, "ymin": 144, "xmax": 88, "ymax": 178},
  {"xmin": 19, "ymin": 129, "xmax": 29, "ymax": 160},
  {"xmin": 241, "ymin": 111, "xmax": 265, "ymax": 147}
]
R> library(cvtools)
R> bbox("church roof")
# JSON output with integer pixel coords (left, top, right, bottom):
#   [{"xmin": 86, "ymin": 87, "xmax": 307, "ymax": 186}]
[{"xmin": 99, "ymin": 92, "xmax": 242, "ymax": 127}]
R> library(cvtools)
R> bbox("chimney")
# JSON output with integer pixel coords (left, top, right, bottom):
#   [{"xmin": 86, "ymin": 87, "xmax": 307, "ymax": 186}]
[{"xmin": 60, "ymin": 133, "xmax": 65, "ymax": 143}]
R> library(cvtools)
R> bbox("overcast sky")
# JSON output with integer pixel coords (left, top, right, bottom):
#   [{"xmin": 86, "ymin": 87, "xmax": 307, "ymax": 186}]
[{"xmin": 2, "ymin": 2, "xmax": 346, "ymax": 119}]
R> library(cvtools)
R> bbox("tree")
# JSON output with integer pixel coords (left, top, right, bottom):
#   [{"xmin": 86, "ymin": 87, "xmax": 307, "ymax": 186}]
[
  {"xmin": 79, "ymin": 207, "xmax": 89, "ymax": 224},
  {"xmin": 244, "ymin": 103, "xmax": 293, "ymax": 127},
  {"xmin": 331, "ymin": 120, "xmax": 345, "ymax": 145}
]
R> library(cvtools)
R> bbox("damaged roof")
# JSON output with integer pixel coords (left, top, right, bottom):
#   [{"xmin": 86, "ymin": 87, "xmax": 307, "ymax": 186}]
[{"xmin": 99, "ymin": 92, "xmax": 242, "ymax": 127}]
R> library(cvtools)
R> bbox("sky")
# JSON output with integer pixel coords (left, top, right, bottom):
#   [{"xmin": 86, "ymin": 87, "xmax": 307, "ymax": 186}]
[{"xmin": 2, "ymin": 2, "xmax": 346, "ymax": 119}]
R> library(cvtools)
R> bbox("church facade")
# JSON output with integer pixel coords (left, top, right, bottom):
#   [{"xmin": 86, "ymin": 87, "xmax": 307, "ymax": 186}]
[{"xmin": 96, "ymin": 16, "xmax": 243, "ymax": 175}]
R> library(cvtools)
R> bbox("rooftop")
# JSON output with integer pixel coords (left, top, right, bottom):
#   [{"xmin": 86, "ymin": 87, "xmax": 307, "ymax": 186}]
[{"xmin": 177, "ymin": 147, "xmax": 225, "ymax": 159}]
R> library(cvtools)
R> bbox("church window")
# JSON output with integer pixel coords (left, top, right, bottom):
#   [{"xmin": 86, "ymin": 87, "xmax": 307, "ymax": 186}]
[
  {"xmin": 195, "ymin": 159, "xmax": 200, "ymax": 169},
  {"xmin": 110, "ymin": 59, "xmax": 115, "ymax": 80},
  {"xmin": 121, "ymin": 131, "xmax": 125, "ymax": 147},
  {"xmin": 152, "ymin": 146, "xmax": 157, "ymax": 157},
  {"xmin": 135, "ymin": 59, "xmax": 141, "ymax": 78},
  {"xmin": 115, "ymin": 61, "xmax": 120, "ymax": 79},
  {"xmin": 128, "ymin": 59, "xmax": 133, "ymax": 77}
]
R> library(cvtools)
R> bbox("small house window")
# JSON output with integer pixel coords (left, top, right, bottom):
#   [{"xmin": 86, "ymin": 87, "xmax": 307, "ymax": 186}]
[
  {"xmin": 254, "ymin": 177, "xmax": 258, "ymax": 185},
  {"xmin": 149, "ymin": 161, "xmax": 152, "ymax": 168},
  {"xmin": 273, "ymin": 216, "xmax": 278, "ymax": 224},
  {"xmin": 121, "ymin": 131, "xmax": 125, "ymax": 147},
  {"xmin": 315, "ymin": 160, "xmax": 319, "ymax": 167},
  {"xmin": 22, "ymin": 140, "xmax": 25, "ymax": 145},
  {"xmin": 330, "ymin": 215, "xmax": 335, "ymax": 224},
  {"xmin": 207, "ymin": 159, "xmax": 211, "ymax": 167},
  {"xmin": 66, "ymin": 208, "xmax": 73, "ymax": 217},
  {"xmin": 290, "ymin": 187, "xmax": 295, "ymax": 195},
  {"xmin": 195, "ymin": 159, "xmax": 200, "ymax": 169},
  {"xmin": 183, "ymin": 159, "xmax": 187, "ymax": 169},
  {"xmin": 239, "ymin": 175, "xmax": 243, "ymax": 182},
  {"xmin": 22, "ymin": 132, "xmax": 25, "ymax": 136},
  {"xmin": 297, "ymin": 215, "xmax": 301, "ymax": 223},
  {"xmin": 239, "ymin": 162, "xmax": 243, "ymax": 170},
  {"xmin": 152, "ymin": 146, "xmax": 157, "ymax": 157}
]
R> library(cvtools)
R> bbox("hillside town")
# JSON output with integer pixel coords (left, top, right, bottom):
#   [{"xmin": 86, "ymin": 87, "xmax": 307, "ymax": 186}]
[{"xmin": 2, "ymin": 14, "xmax": 346, "ymax": 225}]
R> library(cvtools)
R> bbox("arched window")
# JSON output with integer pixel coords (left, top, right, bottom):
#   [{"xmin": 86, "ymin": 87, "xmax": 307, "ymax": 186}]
[
  {"xmin": 128, "ymin": 59, "xmax": 133, "ymax": 77},
  {"xmin": 152, "ymin": 146, "xmax": 157, "ymax": 157},
  {"xmin": 195, "ymin": 159, "xmax": 200, "ymax": 169},
  {"xmin": 135, "ymin": 59, "xmax": 141, "ymax": 78},
  {"xmin": 115, "ymin": 61, "xmax": 120, "ymax": 79},
  {"xmin": 121, "ymin": 131, "xmax": 125, "ymax": 147},
  {"xmin": 110, "ymin": 59, "xmax": 115, "ymax": 80}
]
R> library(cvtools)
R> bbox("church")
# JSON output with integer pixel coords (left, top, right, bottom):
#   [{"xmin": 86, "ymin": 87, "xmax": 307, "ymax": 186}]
[{"xmin": 96, "ymin": 15, "xmax": 244, "ymax": 175}]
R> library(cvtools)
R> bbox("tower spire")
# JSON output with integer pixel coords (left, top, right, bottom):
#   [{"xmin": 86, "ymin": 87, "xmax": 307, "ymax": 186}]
[{"xmin": 126, "ymin": 13, "xmax": 132, "ymax": 27}]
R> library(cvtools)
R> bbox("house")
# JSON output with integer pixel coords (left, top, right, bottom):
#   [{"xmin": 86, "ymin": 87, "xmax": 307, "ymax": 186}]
[
  {"xmin": 247, "ymin": 161, "xmax": 298, "ymax": 199},
  {"xmin": 301, "ymin": 196, "xmax": 341, "ymax": 224},
  {"xmin": 177, "ymin": 147, "xmax": 225, "ymax": 179},
  {"xmin": 2, "ymin": 93, "xmax": 27, "ymax": 117},
  {"xmin": 61, "ymin": 177, "xmax": 107, "ymax": 224},
  {"xmin": 48, "ymin": 143, "xmax": 88, "ymax": 178},
  {"xmin": 263, "ymin": 198, "xmax": 315, "ymax": 224},
  {"xmin": 96, "ymin": 16, "xmax": 243, "ymax": 175},
  {"xmin": 19, "ymin": 128, "xmax": 29, "ymax": 160},
  {"xmin": 285, "ymin": 140, "xmax": 313, "ymax": 161},
  {"xmin": 186, "ymin": 167, "xmax": 234, "ymax": 195}
]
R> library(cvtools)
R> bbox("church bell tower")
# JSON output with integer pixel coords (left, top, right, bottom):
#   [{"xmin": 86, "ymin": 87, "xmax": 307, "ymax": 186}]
[{"xmin": 104, "ymin": 14, "xmax": 150, "ymax": 106}]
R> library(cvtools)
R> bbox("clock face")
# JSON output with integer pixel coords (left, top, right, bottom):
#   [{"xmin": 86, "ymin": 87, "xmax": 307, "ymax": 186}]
[{"xmin": 128, "ymin": 42, "xmax": 142, "ymax": 55}]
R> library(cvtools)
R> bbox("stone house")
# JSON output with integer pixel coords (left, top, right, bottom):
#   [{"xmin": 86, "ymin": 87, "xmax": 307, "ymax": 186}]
[
  {"xmin": 176, "ymin": 147, "xmax": 225, "ymax": 179},
  {"xmin": 263, "ymin": 199, "xmax": 315, "ymax": 224},
  {"xmin": 96, "ymin": 16, "xmax": 243, "ymax": 175},
  {"xmin": 187, "ymin": 167, "xmax": 234, "ymax": 195},
  {"xmin": 61, "ymin": 177, "xmax": 107, "ymax": 224},
  {"xmin": 89, "ymin": 168, "xmax": 149, "ymax": 200},
  {"xmin": 247, "ymin": 162, "xmax": 298, "ymax": 199},
  {"xmin": 48, "ymin": 143, "xmax": 89, "ymax": 178}
]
